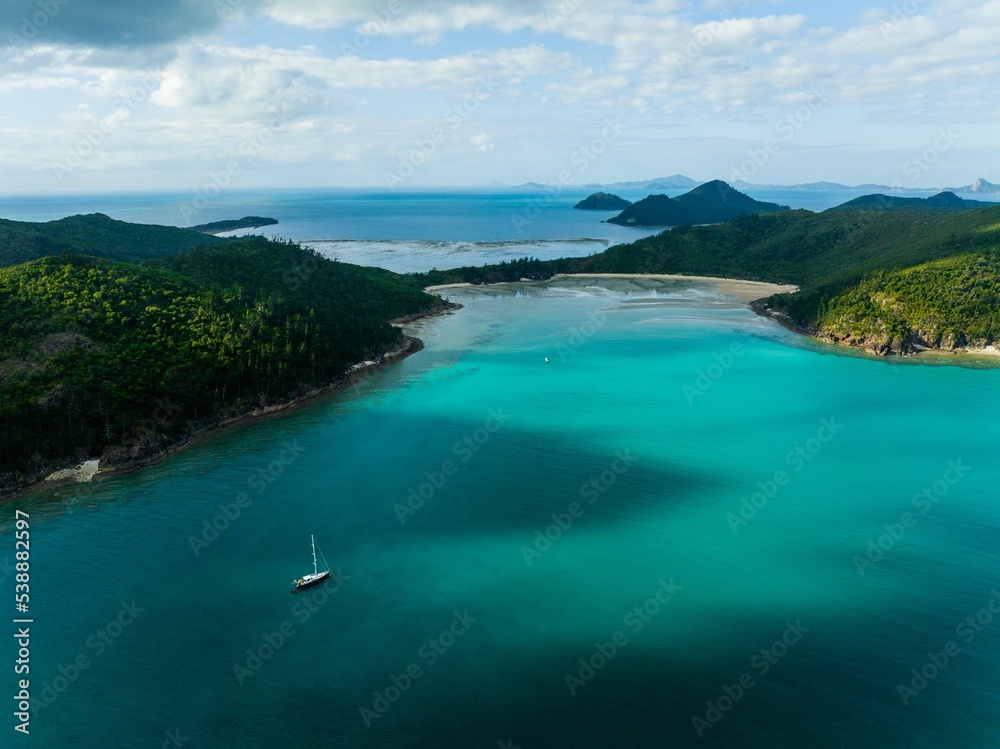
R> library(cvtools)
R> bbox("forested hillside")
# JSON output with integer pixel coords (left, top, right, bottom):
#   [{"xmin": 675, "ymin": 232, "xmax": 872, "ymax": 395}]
[
  {"xmin": 823, "ymin": 192, "xmax": 994, "ymax": 214},
  {"xmin": 814, "ymin": 253, "xmax": 1000, "ymax": 354},
  {"xmin": 411, "ymin": 204, "xmax": 1000, "ymax": 356},
  {"xmin": 606, "ymin": 180, "xmax": 788, "ymax": 227},
  {"xmin": 0, "ymin": 238, "xmax": 445, "ymax": 491},
  {"xmin": 0, "ymin": 213, "xmax": 222, "ymax": 268}
]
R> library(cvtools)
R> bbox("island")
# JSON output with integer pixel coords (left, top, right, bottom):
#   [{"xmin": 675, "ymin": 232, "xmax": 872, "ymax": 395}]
[
  {"xmin": 824, "ymin": 191, "xmax": 994, "ymax": 214},
  {"xmin": 605, "ymin": 180, "xmax": 789, "ymax": 227},
  {"xmin": 573, "ymin": 192, "xmax": 632, "ymax": 210},
  {"xmin": 0, "ymin": 216, "xmax": 452, "ymax": 495},
  {"xmin": 946, "ymin": 177, "xmax": 1000, "ymax": 194},
  {"xmin": 186, "ymin": 216, "xmax": 279, "ymax": 234},
  {"xmin": 415, "ymin": 186, "xmax": 1000, "ymax": 359},
  {"xmin": 7, "ymin": 187, "xmax": 1000, "ymax": 494}
]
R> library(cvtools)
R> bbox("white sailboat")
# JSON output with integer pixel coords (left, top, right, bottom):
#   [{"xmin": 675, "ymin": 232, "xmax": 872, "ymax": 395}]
[{"xmin": 291, "ymin": 534, "xmax": 330, "ymax": 592}]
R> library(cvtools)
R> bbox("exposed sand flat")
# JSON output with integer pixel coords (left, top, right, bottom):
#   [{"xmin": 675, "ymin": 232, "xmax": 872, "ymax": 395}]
[
  {"xmin": 551, "ymin": 274, "xmax": 799, "ymax": 301},
  {"xmin": 425, "ymin": 282, "xmax": 474, "ymax": 292},
  {"xmin": 426, "ymin": 275, "xmax": 798, "ymax": 302}
]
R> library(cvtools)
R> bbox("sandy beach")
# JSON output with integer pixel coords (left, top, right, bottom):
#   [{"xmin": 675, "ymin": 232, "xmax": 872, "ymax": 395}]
[
  {"xmin": 427, "ymin": 274, "xmax": 798, "ymax": 302},
  {"xmin": 966, "ymin": 345, "xmax": 1000, "ymax": 357},
  {"xmin": 552, "ymin": 273, "xmax": 798, "ymax": 301},
  {"xmin": 424, "ymin": 282, "xmax": 475, "ymax": 293},
  {"xmin": 905, "ymin": 344, "xmax": 1000, "ymax": 362}
]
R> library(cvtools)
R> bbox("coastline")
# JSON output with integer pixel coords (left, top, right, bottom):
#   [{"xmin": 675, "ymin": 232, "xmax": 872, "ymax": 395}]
[
  {"xmin": 427, "ymin": 273, "xmax": 799, "ymax": 302},
  {"xmin": 551, "ymin": 273, "xmax": 798, "ymax": 302},
  {"xmin": 11, "ymin": 264, "xmax": 994, "ymax": 500},
  {"xmin": 2, "ymin": 302, "xmax": 461, "ymax": 500},
  {"xmin": 749, "ymin": 299, "xmax": 1000, "ymax": 364},
  {"xmin": 430, "ymin": 272, "xmax": 999, "ymax": 365}
]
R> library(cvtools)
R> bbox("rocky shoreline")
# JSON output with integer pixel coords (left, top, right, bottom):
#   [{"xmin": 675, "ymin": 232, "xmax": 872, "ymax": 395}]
[
  {"xmin": 749, "ymin": 299, "xmax": 999, "ymax": 360},
  {"xmin": 0, "ymin": 301, "xmax": 461, "ymax": 500}
]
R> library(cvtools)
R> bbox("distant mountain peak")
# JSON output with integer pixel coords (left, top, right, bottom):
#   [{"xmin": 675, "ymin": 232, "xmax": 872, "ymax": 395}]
[
  {"xmin": 605, "ymin": 180, "xmax": 788, "ymax": 227},
  {"xmin": 925, "ymin": 191, "xmax": 964, "ymax": 207},
  {"xmin": 945, "ymin": 177, "xmax": 1000, "ymax": 194},
  {"xmin": 602, "ymin": 175, "xmax": 701, "ymax": 191},
  {"xmin": 687, "ymin": 179, "xmax": 738, "ymax": 195}
]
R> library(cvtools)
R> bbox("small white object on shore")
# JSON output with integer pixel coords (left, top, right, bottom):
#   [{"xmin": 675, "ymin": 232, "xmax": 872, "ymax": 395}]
[{"xmin": 45, "ymin": 459, "xmax": 101, "ymax": 483}]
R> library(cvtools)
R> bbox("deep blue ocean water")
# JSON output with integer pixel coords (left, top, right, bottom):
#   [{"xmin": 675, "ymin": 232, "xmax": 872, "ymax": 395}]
[
  {"xmin": 3, "ymin": 186, "xmax": 994, "ymax": 273},
  {"xmin": 1, "ymin": 192, "xmax": 999, "ymax": 748}
]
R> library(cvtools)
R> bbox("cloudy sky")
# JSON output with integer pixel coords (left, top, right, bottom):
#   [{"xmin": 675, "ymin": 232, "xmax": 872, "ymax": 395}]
[{"xmin": 2, "ymin": 0, "xmax": 997, "ymax": 192}]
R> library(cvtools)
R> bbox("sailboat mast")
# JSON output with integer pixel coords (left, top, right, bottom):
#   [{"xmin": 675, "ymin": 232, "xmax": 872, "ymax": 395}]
[{"xmin": 311, "ymin": 534, "xmax": 318, "ymax": 575}]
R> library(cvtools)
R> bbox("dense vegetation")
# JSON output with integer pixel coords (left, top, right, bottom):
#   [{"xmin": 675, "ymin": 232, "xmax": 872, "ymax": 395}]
[
  {"xmin": 417, "ymin": 207, "xmax": 993, "ymax": 356},
  {"xmin": 0, "ymin": 213, "xmax": 221, "ymax": 268},
  {"xmin": 0, "ymin": 238, "xmax": 444, "ymax": 488},
  {"xmin": 420, "ymin": 257, "xmax": 558, "ymax": 287},
  {"xmin": 573, "ymin": 193, "xmax": 632, "ymax": 210},
  {"xmin": 5, "ymin": 196, "xmax": 1000, "ymax": 489},
  {"xmin": 816, "ymin": 253, "xmax": 1000, "ymax": 353},
  {"xmin": 824, "ymin": 192, "xmax": 993, "ymax": 214},
  {"xmin": 416, "ymin": 207, "xmax": 998, "ymax": 288},
  {"xmin": 591, "ymin": 208, "xmax": 1000, "ymax": 286},
  {"xmin": 606, "ymin": 180, "xmax": 788, "ymax": 227},
  {"xmin": 187, "ymin": 216, "xmax": 279, "ymax": 233}
]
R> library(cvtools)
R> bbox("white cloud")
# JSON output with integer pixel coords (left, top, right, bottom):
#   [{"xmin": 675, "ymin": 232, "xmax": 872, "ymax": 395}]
[
  {"xmin": 265, "ymin": 0, "xmax": 553, "ymax": 32},
  {"xmin": 149, "ymin": 42, "xmax": 574, "ymax": 120},
  {"xmin": 0, "ymin": 45, "xmax": 97, "ymax": 77},
  {"xmin": 2, "ymin": 0, "xmax": 999, "ymax": 189},
  {"xmin": 150, "ymin": 45, "xmax": 344, "ymax": 119},
  {"xmin": 0, "ymin": 76, "xmax": 77, "ymax": 91},
  {"xmin": 470, "ymin": 133, "xmax": 495, "ymax": 150}
]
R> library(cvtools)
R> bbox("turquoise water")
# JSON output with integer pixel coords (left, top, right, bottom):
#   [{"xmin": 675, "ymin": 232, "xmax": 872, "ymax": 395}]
[{"xmin": 7, "ymin": 282, "xmax": 1000, "ymax": 748}]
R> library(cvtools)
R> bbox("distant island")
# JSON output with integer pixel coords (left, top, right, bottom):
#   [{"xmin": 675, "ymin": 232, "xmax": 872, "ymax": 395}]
[
  {"xmin": 582, "ymin": 175, "xmax": 700, "ymax": 191},
  {"xmin": 514, "ymin": 175, "xmax": 1000, "ymax": 195},
  {"xmin": 416, "ymin": 185, "xmax": 1000, "ymax": 359},
  {"xmin": 945, "ymin": 177, "xmax": 1000, "ymax": 194},
  {"xmin": 186, "ymin": 216, "xmax": 279, "ymax": 234},
  {"xmin": 825, "ymin": 191, "xmax": 995, "ymax": 214},
  {"xmin": 0, "ymin": 216, "xmax": 450, "ymax": 495},
  {"xmin": 605, "ymin": 181, "xmax": 789, "ymax": 227},
  {"xmin": 731, "ymin": 177, "xmax": 999, "ymax": 194},
  {"xmin": 573, "ymin": 193, "xmax": 632, "ymax": 210}
]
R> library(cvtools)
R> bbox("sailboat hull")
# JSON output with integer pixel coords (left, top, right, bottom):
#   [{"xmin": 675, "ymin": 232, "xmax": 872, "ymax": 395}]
[
  {"xmin": 291, "ymin": 534, "xmax": 331, "ymax": 592},
  {"xmin": 292, "ymin": 569, "xmax": 330, "ymax": 592}
]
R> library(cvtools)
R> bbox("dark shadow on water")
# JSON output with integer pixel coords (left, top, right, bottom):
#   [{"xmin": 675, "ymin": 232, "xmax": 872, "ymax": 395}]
[
  {"xmin": 335, "ymin": 411, "xmax": 739, "ymax": 544},
  {"xmin": 230, "ymin": 599, "xmax": 999, "ymax": 749}
]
